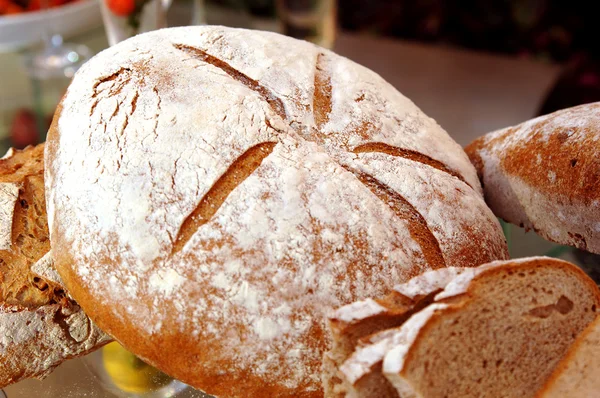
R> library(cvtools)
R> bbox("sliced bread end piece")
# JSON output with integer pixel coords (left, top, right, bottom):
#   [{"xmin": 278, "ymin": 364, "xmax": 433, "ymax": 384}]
[
  {"xmin": 324, "ymin": 267, "xmax": 466, "ymax": 397},
  {"xmin": 382, "ymin": 257, "xmax": 600, "ymax": 398},
  {"xmin": 537, "ymin": 316, "xmax": 600, "ymax": 398}
]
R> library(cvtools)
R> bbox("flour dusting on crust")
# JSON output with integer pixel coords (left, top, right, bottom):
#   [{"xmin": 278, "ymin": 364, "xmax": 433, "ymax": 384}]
[
  {"xmin": 0, "ymin": 183, "xmax": 19, "ymax": 250},
  {"xmin": 0, "ymin": 303, "xmax": 111, "ymax": 385},
  {"xmin": 47, "ymin": 26, "xmax": 506, "ymax": 395},
  {"xmin": 467, "ymin": 102, "xmax": 600, "ymax": 254},
  {"xmin": 30, "ymin": 251, "xmax": 64, "ymax": 287}
]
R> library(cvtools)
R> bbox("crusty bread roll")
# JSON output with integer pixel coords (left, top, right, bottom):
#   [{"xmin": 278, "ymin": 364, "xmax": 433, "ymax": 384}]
[
  {"xmin": 46, "ymin": 26, "xmax": 508, "ymax": 396},
  {"xmin": 323, "ymin": 267, "xmax": 466, "ymax": 397},
  {"xmin": 465, "ymin": 102, "xmax": 600, "ymax": 254},
  {"xmin": 0, "ymin": 145, "xmax": 110, "ymax": 388},
  {"xmin": 537, "ymin": 316, "xmax": 600, "ymax": 398},
  {"xmin": 380, "ymin": 257, "xmax": 599, "ymax": 398}
]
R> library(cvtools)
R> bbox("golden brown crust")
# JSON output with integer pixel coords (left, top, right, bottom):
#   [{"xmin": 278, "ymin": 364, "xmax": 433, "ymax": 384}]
[
  {"xmin": 465, "ymin": 103, "xmax": 600, "ymax": 253},
  {"xmin": 46, "ymin": 26, "xmax": 508, "ymax": 397},
  {"xmin": 464, "ymin": 136, "xmax": 486, "ymax": 185}
]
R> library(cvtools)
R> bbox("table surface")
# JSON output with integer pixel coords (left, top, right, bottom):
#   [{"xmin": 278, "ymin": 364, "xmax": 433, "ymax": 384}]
[{"xmin": 2, "ymin": 19, "xmax": 563, "ymax": 398}]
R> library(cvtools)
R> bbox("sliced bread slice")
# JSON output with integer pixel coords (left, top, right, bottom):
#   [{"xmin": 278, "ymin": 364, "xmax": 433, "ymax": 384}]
[
  {"xmin": 537, "ymin": 315, "xmax": 600, "ymax": 398},
  {"xmin": 324, "ymin": 267, "xmax": 466, "ymax": 397},
  {"xmin": 381, "ymin": 257, "xmax": 600, "ymax": 398}
]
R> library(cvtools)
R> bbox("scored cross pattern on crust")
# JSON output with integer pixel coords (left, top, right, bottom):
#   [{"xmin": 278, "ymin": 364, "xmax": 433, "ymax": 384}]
[
  {"xmin": 353, "ymin": 142, "xmax": 471, "ymax": 189},
  {"xmin": 174, "ymin": 44, "xmax": 286, "ymax": 119},
  {"xmin": 171, "ymin": 44, "xmax": 472, "ymax": 268}
]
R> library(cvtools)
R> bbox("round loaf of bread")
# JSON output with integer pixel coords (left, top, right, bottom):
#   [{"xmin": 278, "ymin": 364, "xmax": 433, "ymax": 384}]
[{"xmin": 45, "ymin": 26, "xmax": 508, "ymax": 397}]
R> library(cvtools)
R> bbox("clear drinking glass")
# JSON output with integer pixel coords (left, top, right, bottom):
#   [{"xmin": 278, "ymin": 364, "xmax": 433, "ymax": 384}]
[
  {"xmin": 82, "ymin": 341, "xmax": 203, "ymax": 398},
  {"xmin": 100, "ymin": 0, "xmax": 173, "ymax": 46},
  {"xmin": 276, "ymin": 0, "xmax": 337, "ymax": 48},
  {"xmin": 21, "ymin": 0, "xmax": 92, "ymax": 144},
  {"xmin": 192, "ymin": 0, "xmax": 206, "ymax": 25},
  {"xmin": 192, "ymin": 0, "xmax": 253, "ymax": 28}
]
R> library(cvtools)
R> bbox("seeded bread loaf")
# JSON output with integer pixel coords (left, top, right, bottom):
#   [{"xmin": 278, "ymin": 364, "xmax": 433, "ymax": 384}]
[
  {"xmin": 0, "ymin": 145, "xmax": 111, "ymax": 388},
  {"xmin": 46, "ymin": 26, "xmax": 508, "ymax": 397},
  {"xmin": 465, "ymin": 103, "xmax": 600, "ymax": 254},
  {"xmin": 537, "ymin": 316, "xmax": 600, "ymax": 398},
  {"xmin": 380, "ymin": 257, "xmax": 600, "ymax": 398}
]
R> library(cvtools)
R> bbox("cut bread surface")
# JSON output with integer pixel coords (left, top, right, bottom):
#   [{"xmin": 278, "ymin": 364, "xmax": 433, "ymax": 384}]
[
  {"xmin": 325, "ymin": 258, "xmax": 600, "ymax": 398},
  {"xmin": 324, "ymin": 267, "xmax": 466, "ymax": 397},
  {"xmin": 537, "ymin": 316, "xmax": 600, "ymax": 398},
  {"xmin": 382, "ymin": 257, "xmax": 600, "ymax": 398},
  {"xmin": 0, "ymin": 145, "xmax": 64, "ymax": 308}
]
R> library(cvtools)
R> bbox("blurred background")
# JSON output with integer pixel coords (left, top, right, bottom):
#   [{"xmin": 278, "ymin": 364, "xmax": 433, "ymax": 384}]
[
  {"xmin": 1, "ymin": 0, "xmax": 599, "ymax": 397},
  {"xmin": 2, "ymin": 0, "xmax": 599, "ymax": 255},
  {"xmin": 1, "ymin": 0, "xmax": 599, "ymax": 150}
]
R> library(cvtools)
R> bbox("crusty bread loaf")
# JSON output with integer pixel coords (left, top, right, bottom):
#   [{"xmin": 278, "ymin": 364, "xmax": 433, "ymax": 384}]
[
  {"xmin": 380, "ymin": 257, "xmax": 600, "ymax": 398},
  {"xmin": 46, "ymin": 26, "xmax": 508, "ymax": 396},
  {"xmin": 0, "ymin": 145, "xmax": 110, "ymax": 388},
  {"xmin": 323, "ymin": 267, "xmax": 466, "ymax": 397},
  {"xmin": 537, "ymin": 316, "xmax": 600, "ymax": 398},
  {"xmin": 465, "ymin": 102, "xmax": 600, "ymax": 254}
]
